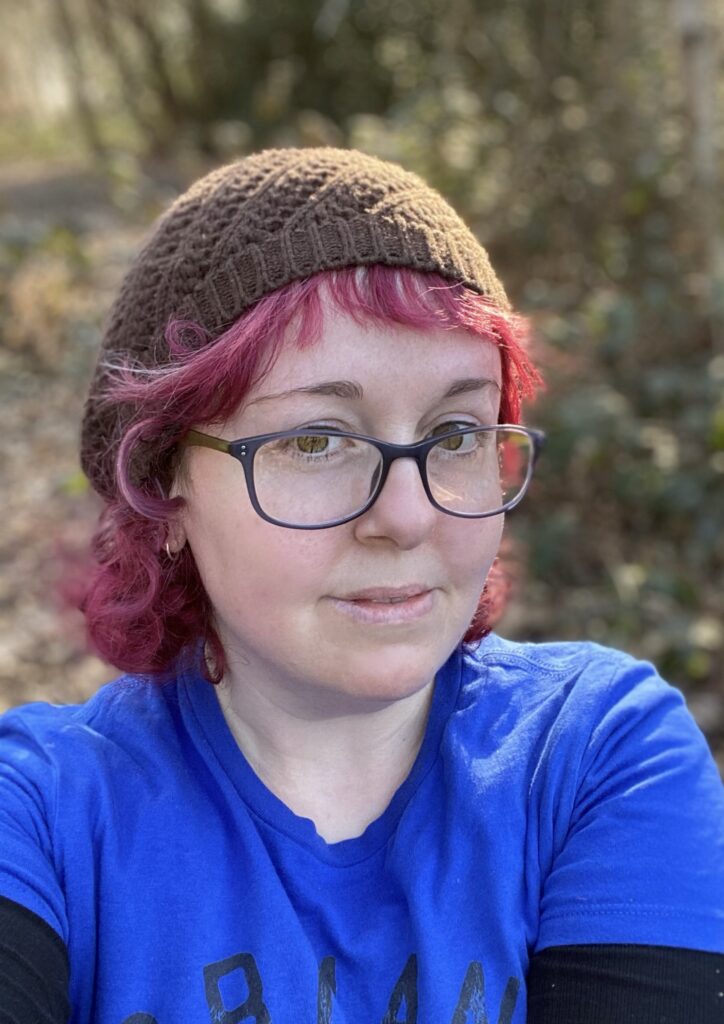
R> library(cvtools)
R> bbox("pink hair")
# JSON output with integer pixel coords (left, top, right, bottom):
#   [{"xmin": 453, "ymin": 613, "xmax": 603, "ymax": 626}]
[{"xmin": 81, "ymin": 266, "xmax": 543, "ymax": 682}]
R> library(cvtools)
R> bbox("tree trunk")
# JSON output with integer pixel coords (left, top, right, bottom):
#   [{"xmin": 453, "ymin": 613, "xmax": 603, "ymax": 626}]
[
  {"xmin": 124, "ymin": 0, "xmax": 187, "ymax": 128},
  {"xmin": 50, "ymin": 0, "xmax": 108, "ymax": 162},
  {"xmin": 671, "ymin": 0, "xmax": 723, "ymax": 332},
  {"xmin": 85, "ymin": 0, "xmax": 158, "ymax": 142}
]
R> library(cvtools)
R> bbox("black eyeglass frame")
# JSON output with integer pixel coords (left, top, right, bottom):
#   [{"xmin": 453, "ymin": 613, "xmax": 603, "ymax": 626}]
[{"xmin": 180, "ymin": 424, "xmax": 546, "ymax": 530}]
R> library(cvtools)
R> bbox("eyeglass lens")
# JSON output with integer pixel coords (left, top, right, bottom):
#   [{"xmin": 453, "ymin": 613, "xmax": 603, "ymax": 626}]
[{"xmin": 252, "ymin": 428, "xmax": 532, "ymax": 527}]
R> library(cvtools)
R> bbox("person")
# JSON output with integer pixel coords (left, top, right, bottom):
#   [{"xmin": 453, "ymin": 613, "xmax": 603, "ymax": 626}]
[{"xmin": 0, "ymin": 147, "xmax": 722, "ymax": 1024}]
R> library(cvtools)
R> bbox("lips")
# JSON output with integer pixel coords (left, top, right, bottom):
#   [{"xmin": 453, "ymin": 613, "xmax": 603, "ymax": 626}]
[
  {"xmin": 329, "ymin": 587, "xmax": 436, "ymax": 624},
  {"xmin": 336, "ymin": 585, "xmax": 430, "ymax": 603}
]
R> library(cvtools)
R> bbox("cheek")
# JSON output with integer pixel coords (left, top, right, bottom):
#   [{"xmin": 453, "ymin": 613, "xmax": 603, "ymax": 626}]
[
  {"xmin": 443, "ymin": 517, "xmax": 504, "ymax": 584},
  {"xmin": 185, "ymin": 495, "xmax": 341, "ymax": 618}
]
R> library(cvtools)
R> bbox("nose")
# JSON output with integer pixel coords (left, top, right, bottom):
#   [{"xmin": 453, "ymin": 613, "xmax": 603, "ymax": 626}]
[{"xmin": 353, "ymin": 456, "xmax": 438, "ymax": 548}]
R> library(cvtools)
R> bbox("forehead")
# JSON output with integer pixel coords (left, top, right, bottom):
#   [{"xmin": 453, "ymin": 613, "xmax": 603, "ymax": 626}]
[{"xmin": 245, "ymin": 301, "xmax": 502, "ymax": 407}]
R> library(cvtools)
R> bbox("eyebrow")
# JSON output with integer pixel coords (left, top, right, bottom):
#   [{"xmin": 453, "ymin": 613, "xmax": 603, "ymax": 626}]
[{"xmin": 246, "ymin": 377, "xmax": 501, "ymax": 406}]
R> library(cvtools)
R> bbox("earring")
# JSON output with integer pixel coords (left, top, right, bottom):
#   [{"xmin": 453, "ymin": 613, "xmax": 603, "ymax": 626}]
[{"xmin": 164, "ymin": 541, "xmax": 178, "ymax": 560}]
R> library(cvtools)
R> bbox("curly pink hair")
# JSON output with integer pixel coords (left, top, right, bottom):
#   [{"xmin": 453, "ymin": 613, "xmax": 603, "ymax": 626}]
[{"xmin": 81, "ymin": 266, "xmax": 542, "ymax": 682}]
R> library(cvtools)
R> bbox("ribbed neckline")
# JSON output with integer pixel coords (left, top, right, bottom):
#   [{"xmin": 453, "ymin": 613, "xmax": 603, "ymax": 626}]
[{"xmin": 179, "ymin": 647, "xmax": 464, "ymax": 868}]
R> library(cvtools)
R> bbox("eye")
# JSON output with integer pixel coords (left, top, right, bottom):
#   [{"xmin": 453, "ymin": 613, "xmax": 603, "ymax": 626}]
[
  {"xmin": 439, "ymin": 433, "xmax": 464, "ymax": 451},
  {"xmin": 428, "ymin": 422, "xmax": 491, "ymax": 455},
  {"xmin": 429, "ymin": 420, "xmax": 475, "ymax": 434},
  {"xmin": 428, "ymin": 421, "xmax": 475, "ymax": 449},
  {"xmin": 271, "ymin": 430, "xmax": 353, "ymax": 461},
  {"xmin": 295, "ymin": 434, "xmax": 333, "ymax": 454}
]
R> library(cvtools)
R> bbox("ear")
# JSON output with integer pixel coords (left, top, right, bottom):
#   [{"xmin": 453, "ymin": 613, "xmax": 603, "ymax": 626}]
[
  {"xmin": 165, "ymin": 478, "xmax": 188, "ymax": 554},
  {"xmin": 164, "ymin": 524, "xmax": 188, "ymax": 556}
]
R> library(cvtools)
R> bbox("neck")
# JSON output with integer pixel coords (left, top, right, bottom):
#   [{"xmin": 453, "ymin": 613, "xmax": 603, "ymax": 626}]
[{"xmin": 215, "ymin": 656, "xmax": 435, "ymax": 844}]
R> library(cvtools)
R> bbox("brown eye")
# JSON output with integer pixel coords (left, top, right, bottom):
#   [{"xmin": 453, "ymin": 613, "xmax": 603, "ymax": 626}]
[
  {"xmin": 438, "ymin": 433, "xmax": 464, "ymax": 451},
  {"xmin": 430, "ymin": 423, "xmax": 468, "ymax": 450},
  {"xmin": 296, "ymin": 434, "xmax": 329, "ymax": 454}
]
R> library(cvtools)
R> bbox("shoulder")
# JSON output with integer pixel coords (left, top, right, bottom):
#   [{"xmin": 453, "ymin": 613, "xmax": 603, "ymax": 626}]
[
  {"xmin": 450, "ymin": 634, "xmax": 723, "ymax": 837},
  {"xmin": 465, "ymin": 632, "xmax": 650, "ymax": 686},
  {"xmin": 459, "ymin": 634, "xmax": 694, "ymax": 735},
  {"xmin": 449, "ymin": 637, "xmax": 724, "ymax": 954},
  {"xmin": 0, "ymin": 674, "xmax": 189, "ymax": 932},
  {"xmin": 0, "ymin": 672, "xmax": 179, "ymax": 731},
  {"xmin": 0, "ymin": 674, "xmax": 184, "ymax": 786}
]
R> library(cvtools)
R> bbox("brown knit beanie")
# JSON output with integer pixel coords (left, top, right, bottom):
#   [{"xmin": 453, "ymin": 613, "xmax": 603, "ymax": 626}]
[{"xmin": 81, "ymin": 146, "xmax": 510, "ymax": 499}]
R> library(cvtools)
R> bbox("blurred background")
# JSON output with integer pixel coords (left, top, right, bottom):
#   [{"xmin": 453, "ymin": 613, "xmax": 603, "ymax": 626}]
[{"xmin": 0, "ymin": 0, "xmax": 722, "ymax": 766}]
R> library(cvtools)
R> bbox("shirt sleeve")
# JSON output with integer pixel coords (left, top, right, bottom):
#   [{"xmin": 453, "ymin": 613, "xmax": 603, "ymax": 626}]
[
  {"xmin": 0, "ymin": 706, "xmax": 68, "ymax": 942},
  {"xmin": 0, "ymin": 896, "xmax": 70, "ymax": 1024},
  {"xmin": 527, "ymin": 943, "xmax": 724, "ymax": 1024},
  {"xmin": 535, "ymin": 652, "xmax": 724, "ymax": 954}
]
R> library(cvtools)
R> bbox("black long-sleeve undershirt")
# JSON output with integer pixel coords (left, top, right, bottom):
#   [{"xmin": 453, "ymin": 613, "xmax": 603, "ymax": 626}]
[
  {"xmin": 0, "ymin": 898, "xmax": 70, "ymax": 1023},
  {"xmin": 0, "ymin": 896, "xmax": 721, "ymax": 1023}
]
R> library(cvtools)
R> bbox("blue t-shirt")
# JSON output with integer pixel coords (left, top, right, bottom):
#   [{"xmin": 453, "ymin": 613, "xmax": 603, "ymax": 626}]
[{"xmin": 0, "ymin": 634, "xmax": 722, "ymax": 1024}]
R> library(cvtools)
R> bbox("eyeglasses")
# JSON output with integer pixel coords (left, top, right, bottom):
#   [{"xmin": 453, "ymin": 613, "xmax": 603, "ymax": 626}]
[{"xmin": 180, "ymin": 424, "xmax": 546, "ymax": 530}]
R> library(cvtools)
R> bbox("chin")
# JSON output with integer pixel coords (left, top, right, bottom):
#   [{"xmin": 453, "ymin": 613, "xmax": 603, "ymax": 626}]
[{"xmin": 320, "ymin": 640, "xmax": 453, "ymax": 705}]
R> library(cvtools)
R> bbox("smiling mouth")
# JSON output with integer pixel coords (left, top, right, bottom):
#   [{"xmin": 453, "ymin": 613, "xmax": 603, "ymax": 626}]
[
  {"xmin": 329, "ymin": 589, "xmax": 436, "ymax": 624},
  {"xmin": 336, "ymin": 586, "xmax": 431, "ymax": 603}
]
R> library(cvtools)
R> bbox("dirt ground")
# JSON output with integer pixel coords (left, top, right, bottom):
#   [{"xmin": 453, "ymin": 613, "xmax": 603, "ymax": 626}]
[
  {"xmin": 0, "ymin": 160, "xmax": 150, "ymax": 711},
  {"xmin": 0, "ymin": 350, "xmax": 115, "ymax": 711}
]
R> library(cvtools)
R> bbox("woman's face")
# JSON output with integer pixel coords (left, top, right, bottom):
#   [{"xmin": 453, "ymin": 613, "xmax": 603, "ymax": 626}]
[{"xmin": 176, "ymin": 298, "xmax": 504, "ymax": 709}]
